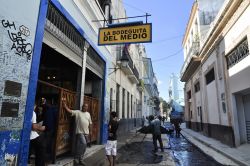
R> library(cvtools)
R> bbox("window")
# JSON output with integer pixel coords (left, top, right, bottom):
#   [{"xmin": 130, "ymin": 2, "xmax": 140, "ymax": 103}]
[
  {"xmin": 194, "ymin": 82, "xmax": 200, "ymax": 92},
  {"xmin": 226, "ymin": 38, "xmax": 249, "ymax": 69},
  {"xmin": 110, "ymin": 88, "xmax": 113, "ymax": 112},
  {"xmin": 131, "ymin": 95, "xmax": 133, "ymax": 118},
  {"xmin": 116, "ymin": 84, "xmax": 120, "ymax": 117},
  {"xmin": 122, "ymin": 88, "xmax": 125, "ymax": 118},
  {"xmin": 205, "ymin": 68, "xmax": 215, "ymax": 85},
  {"xmin": 187, "ymin": 91, "xmax": 191, "ymax": 99},
  {"xmin": 197, "ymin": 107, "xmax": 200, "ymax": 116},
  {"xmin": 127, "ymin": 91, "xmax": 130, "ymax": 118}
]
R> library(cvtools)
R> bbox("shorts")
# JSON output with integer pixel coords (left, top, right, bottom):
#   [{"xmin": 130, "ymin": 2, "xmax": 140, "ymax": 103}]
[{"xmin": 105, "ymin": 140, "xmax": 117, "ymax": 156}]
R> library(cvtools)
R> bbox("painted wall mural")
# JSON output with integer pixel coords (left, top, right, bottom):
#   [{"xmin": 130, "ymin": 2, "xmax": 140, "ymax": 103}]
[{"xmin": 0, "ymin": 0, "xmax": 41, "ymax": 165}]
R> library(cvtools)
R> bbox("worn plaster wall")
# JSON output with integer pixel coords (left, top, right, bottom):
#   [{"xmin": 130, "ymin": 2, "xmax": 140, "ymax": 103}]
[{"xmin": 0, "ymin": 0, "xmax": 41, "ymax": 165}]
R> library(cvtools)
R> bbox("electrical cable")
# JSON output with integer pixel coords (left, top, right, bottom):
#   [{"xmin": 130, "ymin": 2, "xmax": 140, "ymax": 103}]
[
  {"xmin": 152, "ymin": 49, "xmax": 183, "ymax": 62},
  {"xmin": 120, "ymin": 0, "xmax": 148, "ymax": 14},
  {"xmin": 152, "ymin": 35, "xmax": 184, "ymax": 44}
]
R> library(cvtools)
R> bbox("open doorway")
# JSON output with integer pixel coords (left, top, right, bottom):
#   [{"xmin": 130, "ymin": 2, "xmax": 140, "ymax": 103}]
[
  {"xmin": 32, "ymin": 43, "xmax": 81, "ymax": 162},
  {"xmin": 84, "ymin": 68, "xmax": 104, "ymax": 144}
]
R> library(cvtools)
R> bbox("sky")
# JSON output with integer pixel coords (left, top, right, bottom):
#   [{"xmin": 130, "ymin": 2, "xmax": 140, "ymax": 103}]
[{"xmin": 123, "ymin": 0, "xmax": 194, "ymax": 101}]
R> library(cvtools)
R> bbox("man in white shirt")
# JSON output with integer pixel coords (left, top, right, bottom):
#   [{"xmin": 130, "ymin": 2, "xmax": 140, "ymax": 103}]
[
  {"xmin": 30, "ymin": 105, "xmax": 46, "ymax": 166},
  {"xmin": 63, "ymin": 101, "xmax": 92, "ymax": 166}
]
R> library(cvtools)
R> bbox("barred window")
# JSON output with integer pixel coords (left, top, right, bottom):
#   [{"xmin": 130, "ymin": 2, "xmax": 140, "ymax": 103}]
[
  {"xmin": 226, "ymin": 38, "xmax": 249, "ymax": 69},
  {"xmin": 46, "ymin": 3, "xmax": 85, "ymax": 54},
  {"xmin": 206, "ymin": 68, "xmax": 215, "ymax": 85},
  {"xmin": 194, "ymin": 82, "xmax": 200, "ymax": 93}
]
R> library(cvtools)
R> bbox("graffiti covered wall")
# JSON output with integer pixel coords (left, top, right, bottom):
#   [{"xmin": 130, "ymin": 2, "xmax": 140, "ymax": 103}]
[{"xmin": 0, "ymin": 0, "xmax": 41, "ymax": 165}]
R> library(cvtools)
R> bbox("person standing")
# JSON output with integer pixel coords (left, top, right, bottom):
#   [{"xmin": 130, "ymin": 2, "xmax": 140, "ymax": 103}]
[
  {"xmin": 174, "ymin": 121, "xmax": 181, "ymax": 138},
  {"xmin": 151, "ymin": 116, "xmax": 164, "ymax": 153},
  {"xmin": 141, "ymin": 116, "xmax": 145, "ymax": 127},
  {"xmin": 105, "ymin": 111, "xmax": 119, "ymax": 166},
  {"xmin": 30, "ymin": 104, "xmax": 46, "ymax": 166},
  {"xmin": 62, "ymin": 101, "xmax": 92, "ymax": 166}
]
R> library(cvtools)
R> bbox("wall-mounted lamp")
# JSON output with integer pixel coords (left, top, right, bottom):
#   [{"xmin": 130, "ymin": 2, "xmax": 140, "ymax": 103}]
[{"xmin": 108, "ymin": 53, "xmax": 129, "ymax": 75}]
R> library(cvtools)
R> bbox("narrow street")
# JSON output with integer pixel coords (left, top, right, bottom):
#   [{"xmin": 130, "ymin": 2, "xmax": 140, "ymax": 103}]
[
  {"xmin": 169, "ymin": 134, "xmax": 223, "ymax": 166},
  {"xmin": 1, "ymin": 1, "xmax": 250, "ymax": 165},
  {"xmin": 85, "ymin": 123, "xmax": 224, "ymax": 166}
]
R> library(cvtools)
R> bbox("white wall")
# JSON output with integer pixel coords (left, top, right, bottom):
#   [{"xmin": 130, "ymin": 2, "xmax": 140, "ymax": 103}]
[
  {"xmin": 224, "ymin": 5, "xmax": 250, "ymax": 142},
  {"xmin": 225, "ymin": 5, "xmax": 250, "ymax": 93},
  {"xmin": 0, "ymin": 0, "xmax": 40, "ymax": 130},
  {"xmin": 183, "ymin": 12, "xmax": 199, "ymax": 61},
  {"xmin": 202, "ymin": 51, "xmax": 221, "ymax": 125},
  {"xmin": 228, "ymin": 59, "xmax": 250, "ymax": 93},
  {"xmin": 192, "ymin": 70, "xmax": 202, "ymax": 123},
  {"xmin": 206, "ymin": 82, "xmax": 220, "ymax": 124}
]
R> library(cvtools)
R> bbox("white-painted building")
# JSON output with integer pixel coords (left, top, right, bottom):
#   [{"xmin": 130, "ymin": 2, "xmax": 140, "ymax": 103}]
[
  {"xmin": 181, "ymin": 0, "xmax": 250, "ymax": 147},
  {"xmin": 0, "ymin": 0, "xmax": 159, "ymax": 164},
  {"xmin": 142, "ymin": 57, "xmax": 160, "ymax": 117},
  {"xmin": 169, "ymin": 73, "xmax": 184, "ymax": 105}
]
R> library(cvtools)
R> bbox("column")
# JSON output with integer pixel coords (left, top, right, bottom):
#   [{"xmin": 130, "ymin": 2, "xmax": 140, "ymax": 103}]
[{"xmin": 80, "ymin": 41, "xmax": 90, "ymax": 107}]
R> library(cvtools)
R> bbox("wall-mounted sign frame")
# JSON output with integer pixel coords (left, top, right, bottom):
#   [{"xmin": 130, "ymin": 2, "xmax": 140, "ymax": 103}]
[{"xmin": 98, "ymin": 23, "xmax": 152, "ymax": 45}]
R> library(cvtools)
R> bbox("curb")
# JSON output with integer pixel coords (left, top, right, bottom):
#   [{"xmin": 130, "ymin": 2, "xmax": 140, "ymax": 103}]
[{"xmin": 181, "ymin": 129, "xmax": 248, "ymax": 166}]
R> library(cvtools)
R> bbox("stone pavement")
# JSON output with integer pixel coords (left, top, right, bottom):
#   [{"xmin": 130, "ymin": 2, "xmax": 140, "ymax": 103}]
[
  {"xmin": 181, "ymin": 124, "xmax": 250, "ymax": 166},
  {"xmin": 84, "ymin": 129, "xmax": 175, "ymax": 166},
  {"xmin": 116, "ymin": 131, "xmax": 175, "ymax": 166}
]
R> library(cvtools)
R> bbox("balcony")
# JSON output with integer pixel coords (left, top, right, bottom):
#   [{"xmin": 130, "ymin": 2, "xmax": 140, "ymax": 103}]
[
  {"xmin": 142, "ymin": 58, "xmax": 154, "ymax": 94},
  {"xmin": 120, "ymin": 45, "xmax": 140, "ymax": 84},
  {"xmin": 153, "ymin": 83, "xmax": 159, "ymax": 97},
  {"xmin": 128, "ymin": 65, "xmax": 139, "ymax": 84},
  {"xmin": 137, "ymin": 79, "xmax": 144, "ymax": 92},
  {"xmin": 180, "ymin": 42, "xmax": 201, "ymax": 82},
  {"xmin": 143, "ymin": 78, "xmax": 154, "ymax": 96}
]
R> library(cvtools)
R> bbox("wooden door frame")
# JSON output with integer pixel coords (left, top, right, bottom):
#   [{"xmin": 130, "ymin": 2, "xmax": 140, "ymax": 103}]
[{"xmin": 37, "ymin": 80, "xmax": 76, "ymax": 161}]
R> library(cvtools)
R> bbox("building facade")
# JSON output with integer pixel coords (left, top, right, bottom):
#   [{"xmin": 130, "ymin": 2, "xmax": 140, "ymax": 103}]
[
  {"xmin": 168, "ymin": 73, "xmax": 184, "ymax": 105},
  {"xmin": 142, "ymin": 57, "xmax": 160, "ymax": 116},
  {"xmin": 0, "ymin": 0, "xmax": 159, "ymax": 164},
  {"xmin": 181, "ymin": 0, "xmax": 250, "ymax": 147}
]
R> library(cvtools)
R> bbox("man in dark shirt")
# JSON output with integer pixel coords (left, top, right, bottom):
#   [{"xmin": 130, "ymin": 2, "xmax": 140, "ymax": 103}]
[
  {"xmin": 151, "ymin": 116, "xmax": 164, "ymax": 153},
  {"xmin": 105, "ymin": 111, "xmax": 119, "ymax": 166}
]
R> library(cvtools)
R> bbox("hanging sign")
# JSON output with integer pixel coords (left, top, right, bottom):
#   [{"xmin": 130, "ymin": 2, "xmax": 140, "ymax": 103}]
[{"xmin": 98, "ymin": 23, "xmax": 152, "ymax": 45}]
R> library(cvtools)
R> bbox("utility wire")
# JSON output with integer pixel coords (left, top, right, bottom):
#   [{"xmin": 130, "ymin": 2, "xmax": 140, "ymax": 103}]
[
  {"xmin": 119, "ymin": 0, "xmax": 149, "ymax": 14},
  {"xmin": 152, "ymin": 35, "xmax": 184, "ymax": 44},
  {"xmin": 110, "ymin": 47, "xmax": 183, "ymax": 62},
  {"xmin": 152, "ymin": 49, "xmax": 183, "ymax": 62}
]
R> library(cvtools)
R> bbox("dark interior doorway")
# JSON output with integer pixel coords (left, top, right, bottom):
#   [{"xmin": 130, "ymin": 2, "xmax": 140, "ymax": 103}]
[{"xmin": 31, "ymin": 43, "xmax": 80, "ymax": 163}]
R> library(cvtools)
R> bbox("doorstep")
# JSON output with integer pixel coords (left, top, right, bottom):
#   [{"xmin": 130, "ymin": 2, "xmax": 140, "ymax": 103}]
[{"xmin": 48, "ymin": 145, "xmax": 104, "ymax": 166}]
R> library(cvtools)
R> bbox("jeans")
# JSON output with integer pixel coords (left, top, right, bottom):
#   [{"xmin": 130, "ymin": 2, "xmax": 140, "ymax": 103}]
[{"xmin": 75, "ymin": 133, "xmax": 87, "ymax": 164}]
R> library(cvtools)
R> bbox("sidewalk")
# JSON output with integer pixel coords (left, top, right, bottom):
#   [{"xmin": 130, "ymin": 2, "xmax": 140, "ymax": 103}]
[
  {"xmin": 181, "ymin": 125, "xmax": 250, "ymax": 166},
  {"xmin": 48, "ymin": 129, "xmax": 140, "ymax": 166}
]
